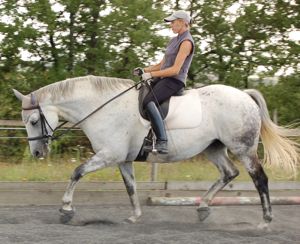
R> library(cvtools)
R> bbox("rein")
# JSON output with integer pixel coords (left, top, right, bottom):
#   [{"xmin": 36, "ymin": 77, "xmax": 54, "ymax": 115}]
[{"xmin": 22, "ymin": 81, "xmax": 142, "ymax": 142}]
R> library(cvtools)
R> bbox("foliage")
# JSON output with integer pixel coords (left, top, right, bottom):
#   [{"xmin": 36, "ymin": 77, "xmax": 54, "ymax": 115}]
[
  {"xmin": 259, "ymin": 74, "xmax": 300, "ymax": 124},
  {"xmin": 187, "ymin": 0, "xmax": 299, "ymax": 88}
]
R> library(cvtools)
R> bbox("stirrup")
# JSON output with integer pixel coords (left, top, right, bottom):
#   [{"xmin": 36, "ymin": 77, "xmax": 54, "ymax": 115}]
[{"xmin": 142, "ymin": 137, "xmax": 153, "ymax": 153}]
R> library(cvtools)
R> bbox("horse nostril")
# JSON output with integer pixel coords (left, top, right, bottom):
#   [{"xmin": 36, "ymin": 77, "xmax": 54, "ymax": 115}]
[{"xmin": 34, "ymin": 150, "xmax": 40, "ymax": 157}]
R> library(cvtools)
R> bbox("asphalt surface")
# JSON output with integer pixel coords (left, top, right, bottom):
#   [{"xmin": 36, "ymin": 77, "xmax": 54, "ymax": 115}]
[{"xmin": 0, "ymin": 204, "xmax": 299, "ymax": 244}]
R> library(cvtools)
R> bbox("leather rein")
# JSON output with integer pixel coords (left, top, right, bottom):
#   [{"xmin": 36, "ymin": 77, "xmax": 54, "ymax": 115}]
[{"xmin": 22, "ymin": 81, "xmax": 142, "ymax": 142}]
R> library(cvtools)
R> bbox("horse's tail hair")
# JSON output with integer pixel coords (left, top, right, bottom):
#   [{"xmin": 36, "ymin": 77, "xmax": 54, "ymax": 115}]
[{"xmin": 244, "ymin": 89, "xmax": 300, "ymax": 178}]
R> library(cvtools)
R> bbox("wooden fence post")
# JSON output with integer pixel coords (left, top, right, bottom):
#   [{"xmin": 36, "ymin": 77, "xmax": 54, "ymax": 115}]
[{"xmin": 151, "ymin": 163, "xmax": 158, "ymax": 181}]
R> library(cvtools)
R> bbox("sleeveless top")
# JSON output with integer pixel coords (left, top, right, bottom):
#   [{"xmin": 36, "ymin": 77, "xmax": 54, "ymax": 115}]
[{"xmin": 160, "ymin": 30, "xmax": 195, "ymax": 85}]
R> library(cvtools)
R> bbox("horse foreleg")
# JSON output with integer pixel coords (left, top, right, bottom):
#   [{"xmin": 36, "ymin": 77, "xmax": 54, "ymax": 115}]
[
  {"xmin": 119, "ymin": 161, "xmax": 142, "ymax": 223},
  {"xmin": 60, "ymin": 154, "xmax": 107, "ymax": 223},
  {"xmin": 198, "ymin": 142, "xmax": 239, "ymax": 221}
]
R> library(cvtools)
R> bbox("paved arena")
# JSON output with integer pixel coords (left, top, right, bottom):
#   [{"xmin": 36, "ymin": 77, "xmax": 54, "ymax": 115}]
[{"xmin": 0, "ymin": 204, "xmax": 299, "ymax": 244}]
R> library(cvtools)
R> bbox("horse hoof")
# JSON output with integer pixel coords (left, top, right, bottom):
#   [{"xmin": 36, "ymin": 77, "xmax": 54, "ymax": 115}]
[
  {"xmin": 257, "ymin": 222, "xmax": 271, "ymax": 232},
  {"xmin": 197, "ymin": 207, "xmax": 211, "ymax": 222},
  {"xmin": 123, "ymin": 216, "xmax": 139, "ymax": 224},
  {"xmin": 59, "ymin": 207, "xmax": 75, "ymax": 224}
]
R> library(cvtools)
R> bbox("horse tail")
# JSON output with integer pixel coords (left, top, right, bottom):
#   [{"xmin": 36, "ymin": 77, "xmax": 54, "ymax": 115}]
[{"xmin": 244, "ymin": 89, "xmax": 300, "ymax": 177}]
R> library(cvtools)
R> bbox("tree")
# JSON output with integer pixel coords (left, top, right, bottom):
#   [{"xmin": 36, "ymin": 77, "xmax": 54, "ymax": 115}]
[
  {"xmin": 186, "ymin": 0, "xmax": 300, "ymax": 88},
  {"xmin": 97, "ymin": 0, "xmax": 167, "ymax": 78},
  {"xmin": 0, "ymin": 0, "xmax": 167, "ymax": 118},
  {"xmin": 259, "ymin": 74, "xmax": 300, "ymax": 124}
]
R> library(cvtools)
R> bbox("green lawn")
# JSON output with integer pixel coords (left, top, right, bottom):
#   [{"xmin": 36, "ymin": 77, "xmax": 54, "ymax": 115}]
[{"xmin": 0, "ymin": 155, "xmax": 299, "ymax": 182}]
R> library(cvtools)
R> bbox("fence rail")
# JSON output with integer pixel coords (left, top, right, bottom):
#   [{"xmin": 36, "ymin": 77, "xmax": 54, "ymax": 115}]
[
  {"xmin": 0, "ymin": 120, "xmax": 160, "ymax": 180},
  {"xmin": 0, "ymin": 120, "xmax": 82, "ymax": 139},
  {"xmin": 1, "ymin": 120, "xmax": 299, "ymax": 181},
  {"xmin": 0, "ymin": 120, "xmax": 78, "ymax": 128}
]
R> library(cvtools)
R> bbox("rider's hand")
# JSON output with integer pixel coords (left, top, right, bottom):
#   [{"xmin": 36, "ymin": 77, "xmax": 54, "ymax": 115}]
[
  {"xmin": 142, "ymin": 72, "xmax": 152, "ymax": 81},
  {"xmin": 133, "ymin": 67, "xmax": 144, "ymax": 76}
]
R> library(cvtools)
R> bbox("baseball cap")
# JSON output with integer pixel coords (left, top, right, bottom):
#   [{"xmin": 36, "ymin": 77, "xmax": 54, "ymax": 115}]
[{"xmin": 164, "ymin": 10, "xmax": 192, "ymax": 24}]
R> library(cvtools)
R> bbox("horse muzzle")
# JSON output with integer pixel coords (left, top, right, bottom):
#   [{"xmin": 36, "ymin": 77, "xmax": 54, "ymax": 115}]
[{"xmin": 30, "ymin": 142, "xmax": 50, "ymax": 158}]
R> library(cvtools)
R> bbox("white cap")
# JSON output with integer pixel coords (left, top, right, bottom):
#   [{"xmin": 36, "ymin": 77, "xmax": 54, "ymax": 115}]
[{"xmin": 164, "ymin": 10, "xmax": 192, "ymax": 24}]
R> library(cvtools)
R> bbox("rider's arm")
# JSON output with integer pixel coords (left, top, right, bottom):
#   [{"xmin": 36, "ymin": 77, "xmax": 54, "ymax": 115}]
[{"xmin": 149, "ymin": 40, "xmax": 192, "ymax": 78}]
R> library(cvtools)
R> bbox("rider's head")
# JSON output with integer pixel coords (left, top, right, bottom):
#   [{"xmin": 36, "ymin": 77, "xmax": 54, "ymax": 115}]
[
  {"xmin": 164, "ymin": 10, "xmax": 192, "ymax": 34},
  {"xmin": 164, "ymin": 10, "xmax": 192, "ymax": 27}
]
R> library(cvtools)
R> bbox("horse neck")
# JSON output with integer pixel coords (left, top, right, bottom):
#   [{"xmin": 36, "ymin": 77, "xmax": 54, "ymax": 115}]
[{"xmin": 50, "ymin": 85, "xmax": 138, "ymax": 125}]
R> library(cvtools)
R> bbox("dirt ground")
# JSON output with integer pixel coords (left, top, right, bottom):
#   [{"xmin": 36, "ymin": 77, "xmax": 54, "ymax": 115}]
[{"xmin": 0, "ymin": 204, "xmax": 299, "ymax": 244}]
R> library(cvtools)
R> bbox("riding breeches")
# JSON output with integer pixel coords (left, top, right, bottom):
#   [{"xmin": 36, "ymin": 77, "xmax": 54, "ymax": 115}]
[{"xmin": 142, "ymin": 77, "xmax": 184, "ymax": 109}]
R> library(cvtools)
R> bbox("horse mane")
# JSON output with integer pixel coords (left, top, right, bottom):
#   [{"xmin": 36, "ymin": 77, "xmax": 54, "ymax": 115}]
[{"xmin": 34, "ymin": 75, "xmax": 134, "ymax": 101}]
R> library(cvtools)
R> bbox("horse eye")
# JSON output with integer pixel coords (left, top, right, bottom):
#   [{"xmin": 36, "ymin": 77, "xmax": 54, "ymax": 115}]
[{"xmin": 30, "ymin": 120, "xmax": 38, "ymax": 126}]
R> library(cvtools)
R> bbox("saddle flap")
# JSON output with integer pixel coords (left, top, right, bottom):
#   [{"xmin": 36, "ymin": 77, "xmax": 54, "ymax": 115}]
[{"xmin": 139, "ymin": 89, "xmax": 202, "ymax": 130}]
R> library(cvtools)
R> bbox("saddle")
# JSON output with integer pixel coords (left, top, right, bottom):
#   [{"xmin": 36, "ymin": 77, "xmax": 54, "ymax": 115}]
[
  {"xmin": 136, "ymin": 81, "xmax": 203, "ymax": 161},
  {"xmin": 138, "ymin": 79, "xmax": 184, "ymax": 120}
]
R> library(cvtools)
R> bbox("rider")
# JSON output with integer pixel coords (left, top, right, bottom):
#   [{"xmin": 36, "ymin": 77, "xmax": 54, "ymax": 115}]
[{"xmin": 134, "ymin": 10, "xmax": 195, "ymax": 154}]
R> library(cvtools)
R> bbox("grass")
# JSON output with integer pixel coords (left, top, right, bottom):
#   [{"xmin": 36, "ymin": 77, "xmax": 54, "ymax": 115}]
[{"xmin": 0, "ymin": 155, "xmax": 299, "ymax": 182}]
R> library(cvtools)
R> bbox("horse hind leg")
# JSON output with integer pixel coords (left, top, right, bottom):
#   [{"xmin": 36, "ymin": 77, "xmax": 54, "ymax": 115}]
[
  {"xmin": 238, "ymin": 152, "xmax": 272, "ymax": 226},
  {"xmin": 198, "ymin": 140, "xmax": 239, "ymax": 221}
]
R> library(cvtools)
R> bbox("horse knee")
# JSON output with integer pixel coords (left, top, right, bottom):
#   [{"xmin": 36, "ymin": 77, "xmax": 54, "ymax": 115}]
[{"xmin": 71, "ymin": 165, "xmax": 84, "ymax": 181}]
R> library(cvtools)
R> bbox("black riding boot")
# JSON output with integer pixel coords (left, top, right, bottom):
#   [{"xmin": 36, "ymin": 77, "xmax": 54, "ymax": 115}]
[{"xmin": 144, "ymin": 102, "xmax": 168, "ymax": 154}]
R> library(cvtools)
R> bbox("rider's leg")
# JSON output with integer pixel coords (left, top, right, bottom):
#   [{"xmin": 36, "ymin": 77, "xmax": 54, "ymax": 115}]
[
  {"xmin": 142, "ymin": 78, "xmax": 184, "ymax": 154},
  {"xmin": 145, "ymin": 101, "xmax": 168, "ymax": 154}
]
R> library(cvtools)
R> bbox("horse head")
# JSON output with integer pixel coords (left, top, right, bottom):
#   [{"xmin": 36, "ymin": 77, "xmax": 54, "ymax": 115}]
[{"xmin": 13, "ymin": 89, "xmax": 59, "ymax": 158}]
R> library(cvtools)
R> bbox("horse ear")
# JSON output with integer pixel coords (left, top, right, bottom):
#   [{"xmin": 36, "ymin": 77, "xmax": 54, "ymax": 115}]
[{"xmin": 12, "ymin": 89, "xmax": 25, "ymax": 102}]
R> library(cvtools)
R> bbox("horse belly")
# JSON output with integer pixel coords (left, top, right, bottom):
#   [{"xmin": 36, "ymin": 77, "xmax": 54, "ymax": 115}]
[{"xmin": 147, "ymin": 126, "xmax": 215, "ymax": 163}]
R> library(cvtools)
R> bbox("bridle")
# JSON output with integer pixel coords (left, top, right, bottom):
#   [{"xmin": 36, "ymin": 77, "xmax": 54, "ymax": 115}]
[
  {"xmin": 22, "ymin": 93, "xmax": 67, "ymax": 143},
  {"xmin": 22, "ymin": 80, "xmax": 142, "ymax": 143}
]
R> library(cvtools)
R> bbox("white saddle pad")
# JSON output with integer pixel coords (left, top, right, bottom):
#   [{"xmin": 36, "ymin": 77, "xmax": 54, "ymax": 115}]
[{"xmin": 140, "ymin": 89, "xmax": 202, "ymax": 130}]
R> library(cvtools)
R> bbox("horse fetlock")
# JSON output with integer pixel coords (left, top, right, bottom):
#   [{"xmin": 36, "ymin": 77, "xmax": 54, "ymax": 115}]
[
  {"xmin": 263, "ymin": 213, "xmax": 273, "ymax": 223},
  {"xmin": 134, "ymin": 209, "xmax": 142, "ymax": 217},
  {"xmin": 123, "ymin": 207, "xmax": 142, "ymax": 223},
  {"xmin": 61, "ymin": 200, "xmax": 74, "ymax": 211},
  {"xmin": 62, "ymin": 193, "xmax": 73, "ymax": 204}
]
